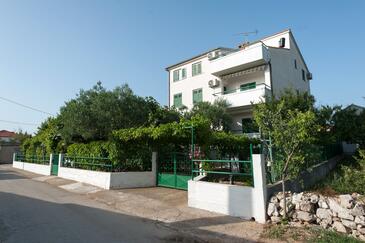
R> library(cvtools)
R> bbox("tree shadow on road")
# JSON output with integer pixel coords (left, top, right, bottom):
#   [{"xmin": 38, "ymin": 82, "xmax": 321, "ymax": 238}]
[{"xmin": 0, "ymin": 192, "xmax": 258, "ymax": 243}]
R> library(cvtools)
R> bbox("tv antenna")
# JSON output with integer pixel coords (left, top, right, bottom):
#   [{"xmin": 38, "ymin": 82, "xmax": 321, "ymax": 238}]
[{"xmin": 235, "ymin": 30, "xmax": 258, "ymax": 43}]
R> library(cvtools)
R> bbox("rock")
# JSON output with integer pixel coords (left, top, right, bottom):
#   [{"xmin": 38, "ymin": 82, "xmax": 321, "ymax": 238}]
[
  {"xmin": 358, "ymin": 227, "xmax": 365, "ymax": 235},
  {"xmin": 355, "ymin": 216, "xmax": 365, "ymax": 226},
  {"xmin": 351, "ymin": 203, "xmax": 365, "ymax": 217},
  {"xmin": 359, "ymin": 235, "xmax": 365, "ymax": 241},
  {"xmin": 328, "ymin": 197, "xmax": 343, "ymax": 214},
  {"xmin": 270, "ymin": 196, "xmax": 279, "ymax": 203},
  {"xmin": 339, "ymin": 194, "xmax": 354, "ymax": 209},
  {"xmin": 352, "ymin": 229, "xmax": 360, "ymax": 237},
  {"xmin": 276, "ymin": 192, "xmax": 285, "ymax": 200},
  {"xmin": 319, "ymin": 220, "xmax": 329, "ymax": 229},
  {"xmin": 316, "ymin": 208, "xmax": 332, "ymax": 220},
  {"xmin": 292, "ymin": 192, "xmax": 303, "ymax": 205},
  {"xmin": 333, "ymin": 221, "xmax": 348, "ymax": 233},
  {"xmin": 299, "ymin": 202, "xmax": 315, "ymax": 213},
  {"xmin": 342, "ymin": 219, "xmax": 357, "ymax": 229},
  {"xmin": 333, "ymin": 217, "xmax": 340, "ymax": 222},
  {"xmin": 338, "ymin": 210, "xmax": 355, "ymax": 221},
  {"xmin": 267, "ymin": 202, "xmax": 279, "ymax": 217},
  {"xmin": 271, "ymin": 216, "xmax": 281, "ymax": 223},
  {"xmin": 310, "ymin": 194, "xmax": 319, "ymax": 204},
  {"xmin": 318, "ymin": 198, "xmax": 329, "ymax": 209},
  {"xmin": 297, "ymin": 211, "xmax": 315, "ymax": 222}
]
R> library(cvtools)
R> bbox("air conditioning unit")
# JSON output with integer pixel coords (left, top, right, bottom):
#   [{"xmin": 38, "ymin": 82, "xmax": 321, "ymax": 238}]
[
  {"xmin": 306, "ymin": 72, "xmax": 313, "ymax": 80},
  {"xmin": 208, "ymin": 79, "xmax": 220, "ymax": 88},
  {"xmin": 207, "ymin": 50, "xmax": 221, "ymax": 60}
]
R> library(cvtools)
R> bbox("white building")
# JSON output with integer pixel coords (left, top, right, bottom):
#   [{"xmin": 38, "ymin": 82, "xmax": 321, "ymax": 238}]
[{"xmin": 166, "ymin": 29, "xmax": 312, "ymax": 133}]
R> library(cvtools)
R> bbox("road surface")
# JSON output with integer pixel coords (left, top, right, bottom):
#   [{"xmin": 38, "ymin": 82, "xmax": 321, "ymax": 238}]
[{"xmin": 0, "ymin": 165, "xmax": 194, "ymax": 243}]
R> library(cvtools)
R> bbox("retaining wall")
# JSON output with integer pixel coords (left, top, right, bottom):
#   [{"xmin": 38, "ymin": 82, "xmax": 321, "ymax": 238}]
[
  {"xmin": 57, "ymin": 152, "xmax": 157, "ymax": 190},
  {"xmin": 188, "ymin": 154, "xmax": 267, "ymax": 223},
  {"xmin": 267, "ymin": 155, "xmax": 343, "ymax": 198},
  {"xmin": 12, "ymin": 160, "xmax": 51, "ymax": 176}
]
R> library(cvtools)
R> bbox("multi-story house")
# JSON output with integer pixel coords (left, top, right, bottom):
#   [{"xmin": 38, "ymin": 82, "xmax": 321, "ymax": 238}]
[{"xmin": 166, "ymin": 29, "xmax": 312, "ymax": 134}]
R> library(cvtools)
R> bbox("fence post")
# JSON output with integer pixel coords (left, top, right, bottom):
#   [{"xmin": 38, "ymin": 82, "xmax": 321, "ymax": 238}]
[
  {"xmin": 49, "ymin": 154, "xmax": 53, "ymax": 174},
  {"xmin": 13, "ymin": 152, "xmax": 16, "ymax": 162},
  {"xmin": 58, "ymin": 154, "xmax": 64, "ymax": 168},
  {"xmin": 252, "ymin": 153, "xmax": 267, "ymax": 224},
  {"xmin": 152, "ymin": 152, "xmax": 157, "ymax": 186}
]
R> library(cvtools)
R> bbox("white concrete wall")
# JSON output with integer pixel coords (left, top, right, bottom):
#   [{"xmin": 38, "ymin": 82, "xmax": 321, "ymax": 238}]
[
  {"xmin": 58, "ymin": 167, "xmax": 111, "ymax": 189},
  {"xmin": 188, "ymin": 154, "xmax": 267, "ymax": 223},
  {"xmin": 188, "ymin": 180, "xmax": 254, "ymax": 218},
  {"xmin": 109, "ymin": 152, "xmax": 157, "ymax": 189},
  {"xmin": 12, "ymin": 160, "xmax": 51, "ymax": 176},
  {"xmin": 23, "ymin": 162, "xmax": 51, "ymax": 176},
  {"xmin": 58, "ymin": 152, "xmax": 157, "ymax": 190},
  {"xmin": 13, "ymin": 160, "xmax": 24, "ymax": 169}
]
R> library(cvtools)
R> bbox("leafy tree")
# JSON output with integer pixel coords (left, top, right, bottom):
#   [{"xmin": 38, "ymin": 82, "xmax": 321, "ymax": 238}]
[
  {"xmin": 184, "ymin": 99, "xmax": 232, "ymax": 131},
  {"xmin": 58, "ymin": 82, "xmax": 164, "ymax": 144},
  {"xmin": 332, "ymin": 107, "xmax": 365, "ymax": 144},
  {"xmin": 253, "ymin": 91, "xmax": 318, "ymax": 218}
]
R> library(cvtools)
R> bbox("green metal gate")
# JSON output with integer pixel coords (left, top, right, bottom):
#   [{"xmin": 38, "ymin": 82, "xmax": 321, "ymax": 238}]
[
  {"xmin": 51, "ymin": 154, "xmax": 59, "ymax": 176},
  {"xmin": 157, "ymin": 152, "xmax": 192, "ymax": 190}
]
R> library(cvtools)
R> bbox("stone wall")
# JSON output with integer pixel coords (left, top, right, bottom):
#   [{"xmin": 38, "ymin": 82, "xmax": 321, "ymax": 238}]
[
  {"xmin": 267, "ymin": 192, "xmax": 365, "ymax": 241},
  {"xmin": 267, "ymin": 155, "xmax": 343, "ymax": 198}
]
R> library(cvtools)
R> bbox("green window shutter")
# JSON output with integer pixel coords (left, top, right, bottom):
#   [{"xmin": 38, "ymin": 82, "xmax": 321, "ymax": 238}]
[
  {"xmin": 173, "ymin": 93, "xmax": 182, "ymax": 107},
  {"xmin": 193, "ymin": 89, "xmax": 202, "ymax": 104},
  {"xmin": 173, "ymin": 70, "xmax": 180, "ymax": 82},
  {"xmin": 192, "ymin": 62, "xmax": 202, "ymax": 76},
  {"xmin": 181, "ymin": 68, "xmax": 186, "ymax": 79},
  {"xmin": 240, "ymin": 82, "xmax": 256, "ymax": 91}
]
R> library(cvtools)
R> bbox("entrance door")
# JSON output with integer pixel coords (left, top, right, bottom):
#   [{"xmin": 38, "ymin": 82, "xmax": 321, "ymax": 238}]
[
  {"xmin": 157, "ymin": 152, "xmax": 191, "ymax": 190},
  {"xmin": 51, "ymin": 154, "xmax": 59, "ymax": 176}
]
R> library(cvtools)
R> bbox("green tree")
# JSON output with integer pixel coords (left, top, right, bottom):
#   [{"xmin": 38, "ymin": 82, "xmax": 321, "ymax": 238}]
[
  {"xmin": 184, "ymin": 99, "xmax": 232, "ymax": 131},
  {"xmin": 58, "ymin": 82, "xmax": 164, "ymax": 144},
  {"xmin": 253, "ymin": 91, "xmax": 317, "ymax": 218}
]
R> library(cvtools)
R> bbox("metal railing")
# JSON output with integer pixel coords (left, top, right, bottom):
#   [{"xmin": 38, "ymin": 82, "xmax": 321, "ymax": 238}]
[
  {"xmin": 14, "ymin": 153, "xmax": 50, "ymax": 165},
  {"xmin": 62, "ymin": 155, "xmax": 113, "ymax": 172},
  {"xmin": 212, "ymin": 83, "xmax": 271, "ymax": 96},
  {"xmin": 191, "ymin": 144, "xmax": 254, "ymax": 186}
]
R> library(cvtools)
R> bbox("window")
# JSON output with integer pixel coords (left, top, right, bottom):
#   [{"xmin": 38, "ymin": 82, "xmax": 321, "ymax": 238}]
[
  {"xmin": 192, "ymin": 62, "xmax": 202, "ymax": 76},
  {"xmin": 173, "ymin": 68, "xmax": 186, "ymax": 82},
  {"xmin": 173, "ymin": 93, "xmax": 182, "ymax": 107},
  {"xmin": 242, "ymin": 118, "xmax": 259, "ymax": 133},
  {"xmin": 294, "ymin": 59, "xmax": 297, "ymax": 69},
  {"xmin": 240, "ymin": 82, "xmax": 256, "ymax": 91},
  {"xmin": 302, "ymin": 69, "xmax": 306, "ymax": 81},
  {"xmin": 192, "ymin": 88, "xmax": 203, "ymax": 104},
  {"xmin": 173, "ymin": 70, "xmax": 180, "ymax": 82},
  {"xmin": 181, "ymin": 68, "xmax": 186, "ymax": 79}
]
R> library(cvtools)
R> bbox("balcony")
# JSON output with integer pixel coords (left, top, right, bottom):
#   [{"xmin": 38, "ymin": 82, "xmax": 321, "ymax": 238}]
[
  {"xmin": 210, "ymin": 43, "xmax": 270, "ymax": 77},
  {"xmin": 214, "ymin": 83, "xmax": 270, "ymax": 108}
]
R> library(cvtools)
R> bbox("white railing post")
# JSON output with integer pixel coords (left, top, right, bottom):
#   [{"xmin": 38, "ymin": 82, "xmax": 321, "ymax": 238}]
[
  {"xmin": 49, "ymin": 154, "xmax": 53, "ymax": 174},
  {"xmin": 13, "ymin": 152, "xmax": 16, "ymax": 162},
  {"xmin": 58, "ymin": 154, "xmax": 64, "ymax": 168},
  {"xmin": 252, "ymin": 153, "xmax": 267, "ymax": 223}
]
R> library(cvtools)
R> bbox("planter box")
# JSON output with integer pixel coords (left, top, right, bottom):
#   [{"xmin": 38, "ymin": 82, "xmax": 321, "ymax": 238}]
[
  {"xmin": 188, "ymin": 180, "xmax": 254, "ymax": 218},
  {"xmin": 13, "ymin": 161, "xmax": 51, "ymax": 176},
  {"xmin": 188, "ymin": 154, "xmax": 267, "ymax": 223},
  {"xmin": 58, "ymin": 167, "xmax": 156, "ymax": 190},
  {"xmin": 57, "ymin": 152, "xmax": 157, "ymax": 190}
]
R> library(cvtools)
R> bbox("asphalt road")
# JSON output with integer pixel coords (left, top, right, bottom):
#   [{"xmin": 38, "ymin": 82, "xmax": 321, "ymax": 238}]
[{"xmin": 0, "ymin": 166, "xmax": 192, "ymax": 243}]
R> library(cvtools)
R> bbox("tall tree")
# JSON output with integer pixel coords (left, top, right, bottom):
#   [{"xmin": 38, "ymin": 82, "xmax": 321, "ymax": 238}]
[{"xmin": 253, "ymin": 91, "xmax": 317, "ymax": 218}]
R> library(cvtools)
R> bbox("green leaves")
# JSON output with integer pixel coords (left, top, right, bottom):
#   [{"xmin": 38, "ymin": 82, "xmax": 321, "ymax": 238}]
[{"xmin": 253, "ymin": 91, "xmax": 318, "ymax": 180}]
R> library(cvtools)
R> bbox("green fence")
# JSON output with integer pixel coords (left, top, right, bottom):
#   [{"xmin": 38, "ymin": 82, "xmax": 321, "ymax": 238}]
[
  {"xmin": 14, "ymin": 153, "xmax": 50, "ymax": 165},
  {"xmin": 62, "ymin": 155, "xmax": 113, "ymax": 172},
  {"xmin": 191, "ymin": 144, "xmax": 254, "ymax": 187}
]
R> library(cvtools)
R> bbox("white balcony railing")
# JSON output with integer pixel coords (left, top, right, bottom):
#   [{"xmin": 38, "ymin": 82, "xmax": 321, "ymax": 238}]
[
  {"xmin": 214, "ymin": 83, "xmax": 270, "ymax": 108},
  {"xmin": 210, "ymin": 43, "xmax": 270, "ymax": 77}
]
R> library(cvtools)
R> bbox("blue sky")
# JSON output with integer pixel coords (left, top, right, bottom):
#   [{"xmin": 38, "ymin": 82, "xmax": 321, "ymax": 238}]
[{"xmin": 0, "ymin": 0, "xmax": 364, "ymax": 133}]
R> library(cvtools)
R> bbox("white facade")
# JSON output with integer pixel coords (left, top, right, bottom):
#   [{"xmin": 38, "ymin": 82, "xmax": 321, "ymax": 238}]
[{"xmin": 167, "ymin": 29, "xmax": 312, "ymax": 133}]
